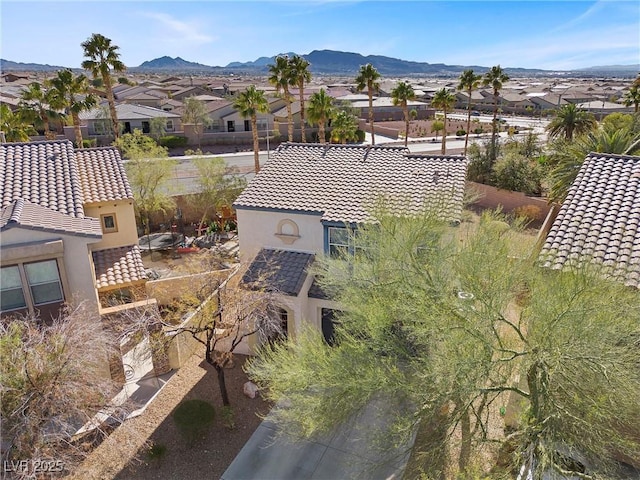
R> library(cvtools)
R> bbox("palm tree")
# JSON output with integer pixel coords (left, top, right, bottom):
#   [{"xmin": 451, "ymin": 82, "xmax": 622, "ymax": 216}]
[
  {"xmin": 288, "ymin": 55, "xmax": 311, "ymax": 143},
  {"xmin": 233, "ymin": 86, "xmax": 270, "ymax": 173},
  {"xmin": 268, "ymin": 55, "xmax": 295, "ymax": 142},
  {"xmin": 623, "ymin": 84, "xmax": 640, "ymax": 113},
  {"xmin": 391, "ymin": 81, "xmax": 416, "ymax": 147},
  {"xmin": 81, "ymin": 33, "xmax": 125, "ymax": 140},
  {"xmin": 19, "ymin": 82, "xmax": 60, "ymax": 138},
  {"xmin": 330, "ymin": 110, "xmax": 359, "ymax": 144},
  {"xmin": 307, "ymin": 89, "xmax": 335, "ymax": 144},
  {"xmin": 457, "ymin": 69, "xmax": 482, "ymax": 155},
  {"xmin": 355, "ymin": 64, "xmax": 381, "ymax": 145},
  {"xmin": 0, "ymin": 105, "xmax": 36, "ymax": 142},
  {"xmin": 47, "ymin": 69, "xmax": 97, "ymax": 148},
  {"xmin": 431, "ymin": 88, "xmax": 457, "ymax": 154},
  {"xmin": 483, "ymin": 65, "xmax": 509, "ymax": 162},
  {"xmin": 546, "ymin": 103, "xmax": 597, "ymax": 141}
]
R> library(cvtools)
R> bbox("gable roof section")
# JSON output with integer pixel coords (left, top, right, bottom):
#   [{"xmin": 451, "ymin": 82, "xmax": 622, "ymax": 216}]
[
  {"xmin": 234, "ymin": 143, "xmax": 468, "ymax": 223},
  {"xmin": 75, "ymin": 147, "xmax": 134, "ymax": 203},
  {"xmin": 241, "ymin": 248, "xmax": 314, "ymax": 296},
  {"xmin": 0, "ymin": 198, "xmax": 101, "ymax": 237},
  {"xmin": 0, "ymin": 140, "xmax": 85, "ymax": 218},
  {"xmin": 540, "ymin": 152, "xmax": 640, "ymax": 288},
  {"xmin": 79, "ymin": 103, "xmax": 180, "ymax": 121},
  {"xmin": 93, "ymin": 245, "xmax": 147, "ymax": 290}
]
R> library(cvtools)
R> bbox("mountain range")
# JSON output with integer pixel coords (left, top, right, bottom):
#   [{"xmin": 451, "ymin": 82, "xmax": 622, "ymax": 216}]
[{"xmin": 2, "ymin": 50, "xmax": 639, "ymax": 77}]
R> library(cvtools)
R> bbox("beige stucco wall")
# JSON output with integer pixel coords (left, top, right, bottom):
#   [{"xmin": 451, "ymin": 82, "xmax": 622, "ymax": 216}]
[
  {"xmin": 0, "ymin": 228, "xmax": 101, "ymax": 311},
  {"xmin": 84, "ymin": 200, "xmax": 139, "ymax": 250},
  {"xmin": 236, "ymin": 209, "xmax": 324, "ymax": 261}
]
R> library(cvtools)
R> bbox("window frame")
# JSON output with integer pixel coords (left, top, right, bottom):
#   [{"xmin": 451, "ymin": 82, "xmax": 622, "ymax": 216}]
[
  {"xmin": 24, "ymin": 259, "xmax": 64, "ymax": 307},
  {"xmin": 0, "ymin": 259, "xmax": 65, "ymax": 315},
  {"xmin": 0, "ymin": 265, "xmax": 27, "ymax": 312},
  {"xmin": 100, "ymin": 213, "xmax": 118, "ymax": 233}
]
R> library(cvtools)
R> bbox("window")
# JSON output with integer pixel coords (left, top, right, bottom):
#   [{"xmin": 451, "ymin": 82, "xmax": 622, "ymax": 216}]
[
  {"xmin": 244, "ymin": 120, "xmax": 251, "ymax": 132},
  {"xmin": 321, "ymin": 308, "xmax": 339, "ymax": 346},
  {"xmin": 166, "ymin": 119, "xmax": 174, "ymax": 131},
  {"xmin": 227, "ymin": 120, "xmax": 235, "ymax": 132},
  {"xmin": 328, "ymin": 227, "xmax": 349, "ymax": 257},
  {"xmin": 1, "ymin": 265, "xmax": 27, "ymax": 311},
  {"xmin": 141, "ymin": 121, "xmax": 150, "ymax": 134},
  {"xmin": 101, "ymin": 213, "xmax": 118, "ymax": 233},
  {"xmin": 1, "ymin": 260, "xmax": 64, "ymax": 314},
  {"xmin": 24, "ymin": 260, "xmax": 63, "ymax": 306}
]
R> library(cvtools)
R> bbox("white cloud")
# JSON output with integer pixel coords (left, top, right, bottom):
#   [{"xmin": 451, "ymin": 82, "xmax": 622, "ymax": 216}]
[{"xmin": 140, "ymin": 11, "xmax": 217, "ymax": 46}]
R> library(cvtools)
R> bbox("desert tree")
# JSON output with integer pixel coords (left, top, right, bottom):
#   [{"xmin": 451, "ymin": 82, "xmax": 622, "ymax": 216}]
[
  {"xmin": 0, "ymin": 302, "xmax": 121, "ymax": 471},
  {"xmin": 457, "ymin": 69, "xmax": 482, "ymax": 155},
  {"xmin": 181, "ymin": 96, "xmax": 212, "ymax": 148},
  {"xmin": 483, "ymin": 65, "xmax": 509, "ymax": 163},
  {"xmin": 46, "ymin": 69, "xmax": 98, "ymax": 148},
  {"xmin": 307, "ymin": 88, "xmax": 335, "ymax": 144},
  {"xmin": 355, "ymin": 63, "xmax": 381, "ymax": 144},
  {"xmin": 431, "ymin": 88, "xmax": 457, "ymax": 154},
  {"xmin": 288, "ymin": 55, "xmax": 311, "ymax": 142},
  {"xmin": 149, "ymin": 116, "xmax": 168, "ymax": 140},
  {"xmin": 190, "ymin": 155, "xmax": 247, "ymax": 233},
  {"xmin": 233, "ymin": 85, "xmax": 270, "ymax": 172},
  {"xmin": 268, "ymin": 55, "xmax": 295, "ymax": 142},
  {"xmin": 81, "ymin": 33, "xmax": 126, "ymax": 141},
  {"xmin": 391, "ymin": 81, "xmax": 416, "ymax": 147},
  {"xmin": 118, "ymin": 129, "xmax": 177, "ymax": 242},
  {"xmin": 248, "ymin": 210, "xmax": 640, "ymax": 479}
]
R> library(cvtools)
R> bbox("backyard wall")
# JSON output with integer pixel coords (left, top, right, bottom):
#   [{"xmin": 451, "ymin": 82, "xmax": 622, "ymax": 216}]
[{"xmin": 468, "ymin": 182, "xmax": 552, "ymax": 221}]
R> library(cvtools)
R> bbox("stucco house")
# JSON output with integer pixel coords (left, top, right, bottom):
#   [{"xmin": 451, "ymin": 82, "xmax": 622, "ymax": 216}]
[
  {"xmin": 0, "ymin": 140, "xmax": 149, "ymax": 324},
  {"xmin": 79, "ymin": 103, "xmax": 181, "ymax": 138},
  {"xmin": 233, "ymin": 143, "xmax": 469, "ymax": 345},
  {"xmin": 539, "ymin": 152, "xmax": 640, "ymax": 289}
]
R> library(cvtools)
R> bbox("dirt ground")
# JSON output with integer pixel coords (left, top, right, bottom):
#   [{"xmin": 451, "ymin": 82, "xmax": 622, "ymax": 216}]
[
  {"xmin": 114, "ymin": 354, "xmax": 270, "ymax": 480},
  {"xmin": 376, "ymin": 117, "xmax": 493, "ymax": 140}
]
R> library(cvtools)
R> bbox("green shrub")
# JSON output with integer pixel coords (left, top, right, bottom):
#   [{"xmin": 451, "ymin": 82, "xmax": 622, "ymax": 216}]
[
  {"xmin": 173, "ymin": 399, "xmax": 215, "ymax": 445},
  {"xmin": 82, "ymin": 138, "xmax": 97, "ymax": 148},
  {"xmin": 456, "ymin": 129, "xmax": 466, "ymax": 136},
  {"xmin": 355, "ymin": 129, "xmax": 366, "ymax": 142},
  {"xmin": 159, "ymin": 135, "xmax": 188, "ymax": 148},
  {"xmin": 221, "ymin": 406, "xmax": 236, "ymax": 429},
  {"xmin": 492, "ymin": 153, "xmax": 542, "ymax": 195}
]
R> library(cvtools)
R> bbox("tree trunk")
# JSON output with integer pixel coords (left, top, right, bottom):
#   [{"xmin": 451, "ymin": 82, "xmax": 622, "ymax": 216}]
[
  {"xmin": 459, "ymin": 409, "xmax": 472, "ymax": 472},
  {"xmin": 464, "ymin": 93, "xmax": 472, "ymax": 156},
  {"xmin": 368, "ymin": 87, "xmax": 375, "ymax": 145},
  {"xmin": 491, "ymin": 92, "xmax": 499, "ymax": 163},
  {"xmin": 299, "ymin": 83, "xmax": 306, "ymax": 143},
  {"xmin": 441, "ymin": 110, "xmax": 447, "ymax": 154},
  {"xmin": 72, "ymin": 112, "xmax": 83, "ymax": 148},
  {"xmin": 251, "ymin": 114, "xmax": 260, "ymax": 173},
  {"xmin": 318, "ymin": 115, "xmax": 326, "ymax": 144},
  {"xmin": 285, "ymin": 88, "xmax": 294, "ymax": 142},
  {"xmin": 404, "ymin": 105, "xmax": 409, "ymax": 148},
  {"xmin": 103, "ymin": 72, "xmax": 119, "ymax": 140},
  {"xmin": 215, "ymin": 363, "xmax": 231, "ymax": 407}
]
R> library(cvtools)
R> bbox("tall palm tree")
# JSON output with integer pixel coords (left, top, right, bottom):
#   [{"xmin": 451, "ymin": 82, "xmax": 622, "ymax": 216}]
[
  {"xmin": 355, "ymin": 63, "xmax": 381, "ymax": 145},
  {"xmin": 546, "ymin": 103, "xmax": 597, "ymax": 140},
  {"xmin": 81, "ymin": 33, "xmax": 125, "ymax": 140},
  {"xmin": 47, "ymin": 69, "xmax": 97, "ymax": 148},
  {"xmin": 19, "ymin": 82, "xmax": 59, "ymax": 138},
  {"xmin": 268, "ymin": 55, "xmax": 295, "ymax": 142},
  {"xmin": 483, "ymin": 65, "xmax": 509, "ymax": 162},
  {"xmin": 307, "ymin": 88, "xmax": 335, "ymax": 144},
  {"xmin": 391, "ymin": 81, "xmax": 416, "ymax": 147},
  {"xmin": 457, "ymin": 69, "xmax": 482, "ymax": 155},
  {"xmin": 233, "ymin": 86, "xmax": 270, "ymax": 173},
  {"xmin": 623, "ymin": 84, "xmax": 640, "ymax": 113},
  {"xmin": 288, "ymin": 55, "xmax": 311, "ymax": 143},
  {"xmin": 431, "ymin": 88, "xmax": 457, "ymax": 154},
  {"xmin": 0, "ymin": 104, "xmax": 36, "ymax": 142}
]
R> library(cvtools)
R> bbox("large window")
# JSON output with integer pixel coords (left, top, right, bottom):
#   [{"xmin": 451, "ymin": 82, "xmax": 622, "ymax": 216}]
[
  {"xmin": 1, "ymin": 265, "xmax": 27, "ymax": 311},
  {"xmin": 328, "ymin": 227, "xmax": 350, "ymax": 257},
  {"xmin": 25, "ymin": 260, "xmax": 64, "ymax": 306},
  {"xmin": 0, "ymin": 260, "xmax": 64, "ymax": 314}
]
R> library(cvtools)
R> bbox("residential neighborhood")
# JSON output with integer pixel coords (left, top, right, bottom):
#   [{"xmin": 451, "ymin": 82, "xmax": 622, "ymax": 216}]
[{"xmin": 1, "ymin": 2, "xmax": 640, "ymax": 478}]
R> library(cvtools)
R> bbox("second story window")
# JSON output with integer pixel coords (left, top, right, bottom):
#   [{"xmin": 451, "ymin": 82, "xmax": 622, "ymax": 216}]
[
  {"xmin": 328, "ymin": 227, "xmax": 350, "ymax": 257},
  {"xmin": 101, "ymin": 213, "xmax": 118, "ymax": 233}
]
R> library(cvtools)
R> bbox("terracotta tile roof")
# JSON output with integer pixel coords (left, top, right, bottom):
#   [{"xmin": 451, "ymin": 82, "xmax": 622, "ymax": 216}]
[
  {"xmin": 0, "ymin": 140, "xmax": 85, "ymax": 218},
  {"xmin": 241, "ymin": 248, "xmax": 314, "ymax": 296},
  {"xmin": 75, "ymin": 147, "xmax": 134, "ymax": 203},
  {"xmin": 234, "ymin": 143, "xmax": 468, "ymax": 224},
  {"xmin": 540, "ymin": 152, "xmax": 640, "ymax": 288},
  {"xmin": 92, "ymin": 245, "xmax": 147, "ymax": 290},
  {"xmin": 0, "ymin": 198, "xmax": 102, "ymax": 237}
]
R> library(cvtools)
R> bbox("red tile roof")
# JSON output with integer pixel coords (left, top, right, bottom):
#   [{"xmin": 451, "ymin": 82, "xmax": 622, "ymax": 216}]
[{"xmin": 92, "ymin": 245, "xmax": 147, "ymax": 290}]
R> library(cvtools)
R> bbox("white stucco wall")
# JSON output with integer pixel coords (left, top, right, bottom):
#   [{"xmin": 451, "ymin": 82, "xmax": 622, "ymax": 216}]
[
  {"xmin": 0, "ymin": 228, "xmax": 101, "ymax": 311},
  {"xmin": 236, "ymin": 209, "xmax": 324, "ymax": 261}
]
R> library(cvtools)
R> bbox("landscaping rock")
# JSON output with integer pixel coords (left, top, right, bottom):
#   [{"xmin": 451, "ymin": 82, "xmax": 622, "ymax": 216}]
[{"xmin": 243, "ymin": 381, "xmax": 259, "ymax": 399}]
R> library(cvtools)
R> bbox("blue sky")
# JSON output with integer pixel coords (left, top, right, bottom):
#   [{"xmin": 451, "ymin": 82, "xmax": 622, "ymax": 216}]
[{"xmin": 2, "ymin": 0, "xmax": 639, "ymax": 71}]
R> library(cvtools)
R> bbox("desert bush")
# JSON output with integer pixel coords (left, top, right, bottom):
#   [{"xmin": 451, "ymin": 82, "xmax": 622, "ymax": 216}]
[
  {"xmin": 513, "ymin": 205, "xmax": 543, "ymax": 223},
  {"xmin": 492, "ymin": 152, "xmax": 543, "ymax": 195},
  {"xmin": 159, "ymin": 135, "xmax": 188, "ymax": 148},
  {"xmin": 456, "ymin": 129, "xmax": 466, "ymax": 136}
]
